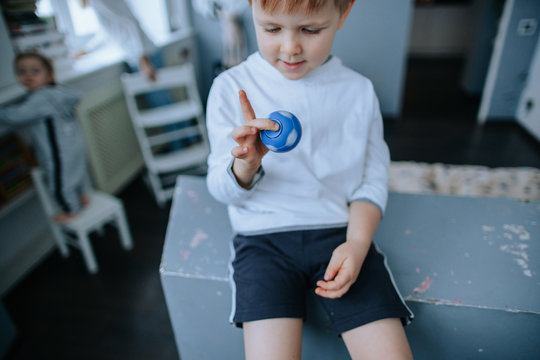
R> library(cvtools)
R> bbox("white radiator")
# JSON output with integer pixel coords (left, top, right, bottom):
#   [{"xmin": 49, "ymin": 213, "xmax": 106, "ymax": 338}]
[{"xmin": 76, "ymin": 80, "xmax": 144, "ymax": 194}]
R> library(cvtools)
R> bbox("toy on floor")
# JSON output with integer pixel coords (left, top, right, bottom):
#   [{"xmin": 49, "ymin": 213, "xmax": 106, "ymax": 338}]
[{"xmin": 260, "ymin": 111, "xmax": 302, "ymax": 153}]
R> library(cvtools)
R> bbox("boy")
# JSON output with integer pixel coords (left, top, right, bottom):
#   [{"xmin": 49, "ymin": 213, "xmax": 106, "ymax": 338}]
[{"xmin": 205, "ymin": 0, "xmax": 414, "ymax": 358}]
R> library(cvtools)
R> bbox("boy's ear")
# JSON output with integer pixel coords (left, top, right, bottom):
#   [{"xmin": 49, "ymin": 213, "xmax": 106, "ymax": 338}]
[{"xmin": 338, "ymin": 0, "xmax": 355, "ymax": 30}]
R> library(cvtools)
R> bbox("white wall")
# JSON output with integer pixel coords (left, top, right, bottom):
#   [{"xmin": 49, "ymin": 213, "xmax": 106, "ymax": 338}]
[
  {"xmin": 409, "ymin": 4, "xmax": 476, "ymax": 57},
  {"xmin": 333, "ymin": 0, "xmax": 414, "ymax": 118},
  {"xmin": 0, "ymin": 16, "xmax": 16, "ymax": 91},
  {"xmin": 517, "ymin": 37, "xmax": 540, "ymax": 141},
  {"xmin": 478, "ymin": 0, "xmax": 540, "ymax": 122},
  {"xmin": 461, "ymin": 0, "xmax": 501, "ymax": 95},
  {"xmin": 191, "ymin": 0, "xmax": 414, "ymax": 118},
  {"xmin": 0, "ymin": 15, "xmax": 24, "ymax": 104}
]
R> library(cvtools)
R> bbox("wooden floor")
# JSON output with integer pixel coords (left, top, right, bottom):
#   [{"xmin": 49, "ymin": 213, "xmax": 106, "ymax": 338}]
[
  {"xmin": 387, "ymin": 58, "xmax": 540, "ymax": 168},
  {"xmin": 3, "ymin": 58, "xmax": 540, "ymax": 360}
]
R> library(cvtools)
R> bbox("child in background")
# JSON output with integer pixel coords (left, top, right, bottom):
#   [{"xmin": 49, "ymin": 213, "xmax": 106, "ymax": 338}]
[
  {"xmin": 0, "ymin": 52, "xmax": 89, "ymax": 222},
  {"xmin": 205, "ymin": 0, "xmax": 414, "ymax": 359}
]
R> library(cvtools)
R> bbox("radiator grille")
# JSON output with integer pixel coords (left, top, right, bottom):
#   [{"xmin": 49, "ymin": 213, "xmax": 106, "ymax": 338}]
[{"xmin": 77, "ymin": 80, "xmax": 144, "ymax": 194}]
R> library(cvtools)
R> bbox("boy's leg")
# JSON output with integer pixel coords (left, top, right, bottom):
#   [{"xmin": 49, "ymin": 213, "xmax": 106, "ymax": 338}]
[
  {"xmin": 342, "ymin": 318, "xmax": 413, "ymax": 360},
  {"xmin": 244, "ymin": 318, "xmax": 303, "ymax": 360},
  {"xmin": 308, "ymin": 234, "xmax": 414, "ymax": 359}
]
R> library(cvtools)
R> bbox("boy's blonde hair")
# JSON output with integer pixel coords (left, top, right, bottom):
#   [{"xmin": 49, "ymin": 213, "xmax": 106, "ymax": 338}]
[{"xmin": 247, "ymin": 0, "xmax": 352, "ymax": 14}]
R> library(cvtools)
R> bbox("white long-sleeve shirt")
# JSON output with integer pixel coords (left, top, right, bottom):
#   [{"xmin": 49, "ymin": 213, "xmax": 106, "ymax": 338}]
[{"xmin": 206, "ymin": 52, "xmax": 390, "ymax": 235}]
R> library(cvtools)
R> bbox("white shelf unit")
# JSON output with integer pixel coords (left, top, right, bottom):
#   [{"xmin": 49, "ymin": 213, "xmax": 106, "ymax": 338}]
[
  {"xmin": 11, "ymin": 30, "xmax": 73, "ymax": 71},
  {"xmin": 121, "ymin": 63, "xmax": 209, "ymax": 206},
  {"xmin": 11, "ymin": 30, "xmax": 65, "ymax": 49}
]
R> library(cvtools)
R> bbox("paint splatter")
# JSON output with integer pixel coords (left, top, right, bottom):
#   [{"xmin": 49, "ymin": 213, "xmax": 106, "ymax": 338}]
[
  {"xmin": 482, "ymin": 225, "xmax": 495, "ymax": 232},
  {"xmin": 485, "ymin": 224, "xmax": 534, "ymax": 278},
  {"xmin": 512, "ymin": 257, "xmax": 531, "ymax": 277},
  {"xmin": 453, "ymin": 298, "xmax": 463, "ymax": 304},
  {"xmin": 180, "ymin": 250, "xmax": 190, "ymax": 261},
  {"xmin": 500, "ymin": 224, "xmax": 532, "ymax": 277},
  {"xmin": 514, "ymin": 258, "xmax": 528, "ymax": 270},
  {"xmin": 413, "ymin": 277, "xmax": 434, "ymax": 295},
  {"xmin": 503, "ymin": 224, "xmax": 530, "ymax": 241},
  {"xmin": 190, "ymin": 228, "xmax": 208, "ymax": 248},
  {"xmin": 410, "ymin": 246, "xmax": 426, "ymax": 255},
  {"xmin": 187, "ymin": 189, "xmax": 199, "ymax": 203}
]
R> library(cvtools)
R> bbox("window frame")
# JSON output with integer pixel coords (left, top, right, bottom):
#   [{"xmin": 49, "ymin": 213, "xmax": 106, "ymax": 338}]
[{"xmin": 42, "ymin": 0, "xmax": 192, "ymax": 49}]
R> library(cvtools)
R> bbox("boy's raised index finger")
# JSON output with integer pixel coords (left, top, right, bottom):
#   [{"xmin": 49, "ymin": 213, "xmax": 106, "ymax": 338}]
[{"xmin": 238, "ymin": 90, "xmax": 256, "ymax": 123}]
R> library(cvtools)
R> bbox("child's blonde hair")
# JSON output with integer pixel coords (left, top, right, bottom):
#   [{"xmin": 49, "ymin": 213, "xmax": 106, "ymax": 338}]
[
  {"xmin": 14, "ymin": 52, "xmax": 56, "ymax": 86},
  {"xmin": 247, "ymin": 0, "xmax": 352, "ymax": 14}
]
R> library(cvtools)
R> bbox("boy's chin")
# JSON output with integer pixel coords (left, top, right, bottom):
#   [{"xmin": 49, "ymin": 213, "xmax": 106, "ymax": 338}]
[{"xmin": 277, "ymin": 68, "xmax": 311, "ymax": 81}]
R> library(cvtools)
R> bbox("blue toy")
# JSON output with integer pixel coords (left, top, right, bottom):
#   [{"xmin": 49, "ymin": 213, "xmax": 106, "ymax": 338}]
[{"xmin": 260, "ymin": 111, "xmax": 302, "ymax": 153}]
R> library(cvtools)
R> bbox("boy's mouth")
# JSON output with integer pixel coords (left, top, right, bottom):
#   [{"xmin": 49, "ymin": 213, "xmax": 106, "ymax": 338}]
[{"xmin": 281, "ymin": 60, "xmax": 305, "ymax": 71}]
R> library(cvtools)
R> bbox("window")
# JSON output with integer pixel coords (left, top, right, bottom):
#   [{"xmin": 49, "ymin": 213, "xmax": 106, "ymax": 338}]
[
  {"xmin": 65, "ymin": 0, "xmax": 100, "ymax": 39},
  {"xmin": 37, "ymin": 0, "xmax": 97, "ymax": 48},
  {"xmin": 128, "ymin": 0, "xmax": 169, "ymax": 44},
  {"xmin": 36, "ymin": 0, "xmax": 190, "ymax": 51}
]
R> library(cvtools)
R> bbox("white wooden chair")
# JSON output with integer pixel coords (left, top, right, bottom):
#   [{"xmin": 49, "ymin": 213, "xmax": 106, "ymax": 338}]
[
  {"xmin": 30, "ymin": 168, "xmax": 133, "ymax": 274},
  {"xmin": 121, "ymin": 63, "xmax": 209, "ymax": 206}
]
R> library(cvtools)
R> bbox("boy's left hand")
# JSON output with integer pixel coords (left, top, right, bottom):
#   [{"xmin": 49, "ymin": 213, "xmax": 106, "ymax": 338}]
[{"xmin": 315, "ymin": 241, "xmax": 368, "ymax": 299}]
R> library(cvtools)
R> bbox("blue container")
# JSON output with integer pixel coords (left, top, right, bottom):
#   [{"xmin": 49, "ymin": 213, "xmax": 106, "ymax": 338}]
[{"xmin": 260, "ymin": 111, "xmax": 302, "ymax": 153}]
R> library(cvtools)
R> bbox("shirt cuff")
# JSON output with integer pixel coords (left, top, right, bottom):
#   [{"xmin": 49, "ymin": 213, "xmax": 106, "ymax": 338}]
[
  {"xmin": 226, "ymin": 158, "xmax": 265, "ymax": 190},
  {"xmin": 349, "ymin": 197, "xmax": 384, "ymax": 217}
]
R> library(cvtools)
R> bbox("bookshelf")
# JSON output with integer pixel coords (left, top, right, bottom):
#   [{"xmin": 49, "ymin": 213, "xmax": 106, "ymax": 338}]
[
  {"xmin": 0, "ymin": 132, "xmax": 36, "ymax": 209},
  {"xmin": 1, "ymin": 0, "xmax": 72, "ymax": 72}
]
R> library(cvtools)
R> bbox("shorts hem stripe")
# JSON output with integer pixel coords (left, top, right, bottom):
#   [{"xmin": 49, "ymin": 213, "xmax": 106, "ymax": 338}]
[
  {"xmin": 228, "ymin": 240, "xmax": 237, "ymax": 324},
  {"xmin": 373, "ymin": 242, "xmax": 415, "ymax": 325}
]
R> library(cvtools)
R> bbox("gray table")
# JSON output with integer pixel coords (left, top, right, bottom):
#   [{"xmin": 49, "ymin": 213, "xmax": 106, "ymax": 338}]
[{"xmin": 160, "ymin": 175, "xmax": 540, "ymax": 359}]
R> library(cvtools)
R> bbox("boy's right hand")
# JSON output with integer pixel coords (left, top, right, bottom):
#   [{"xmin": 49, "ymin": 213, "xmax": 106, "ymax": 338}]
[{"xmin": 231, "ymin": 90, "xmax": 279, "ymax": 188}]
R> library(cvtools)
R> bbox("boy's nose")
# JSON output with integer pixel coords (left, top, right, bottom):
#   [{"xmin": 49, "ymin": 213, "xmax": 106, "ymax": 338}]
[{"xmin": 281, "ymin": 33, "xmax": 301, "ymax": 56}]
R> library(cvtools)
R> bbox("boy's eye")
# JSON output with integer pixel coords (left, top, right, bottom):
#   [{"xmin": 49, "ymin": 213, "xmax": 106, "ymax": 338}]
[
  {"xmin": 265, "ymin": 27, "xmax": 280, "ymax": 33},
  {"xmin": 303, "ymin": 28, "xmax": 321, "ymax": 34}
]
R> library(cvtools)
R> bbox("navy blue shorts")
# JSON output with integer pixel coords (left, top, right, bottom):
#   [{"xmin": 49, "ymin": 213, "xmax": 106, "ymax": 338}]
[{"xmin": 229, "ymin": 227, "xmax": 414, "ymax": 335}]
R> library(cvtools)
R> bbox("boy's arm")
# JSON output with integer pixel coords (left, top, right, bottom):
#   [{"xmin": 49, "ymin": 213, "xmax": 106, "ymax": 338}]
[
  {"xmin": 315, "ymin": 200, "xmax": 381, "ymax": 299},
  {"xmin": 349, "ymin": 85, "xmax": 389, "ymax": 214},
  {"xmin": 316, "ymin": 87, "xmax": 390, "ymax": 299},
  {"xmin": 205, "ymin": 84, "xmax": 276, "ymax": 204},
  {"xmin": 230, "ymin": 90, "xmax": 276, "ymax": 188}
]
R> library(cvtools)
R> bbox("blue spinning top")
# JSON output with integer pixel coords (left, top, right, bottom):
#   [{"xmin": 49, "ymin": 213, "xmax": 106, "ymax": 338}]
[{"xmin": 260, "ymin": 111, "xmax": 302, "ymax": 153}]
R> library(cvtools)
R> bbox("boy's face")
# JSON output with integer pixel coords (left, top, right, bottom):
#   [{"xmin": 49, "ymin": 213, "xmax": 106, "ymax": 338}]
[
  {"xmin": 16, "ymin": 57, "xmax": 53, "ymax": 91},
  {"xmin": 252, "ymin": 0, "xmax": 352, "ymax": 80}
]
